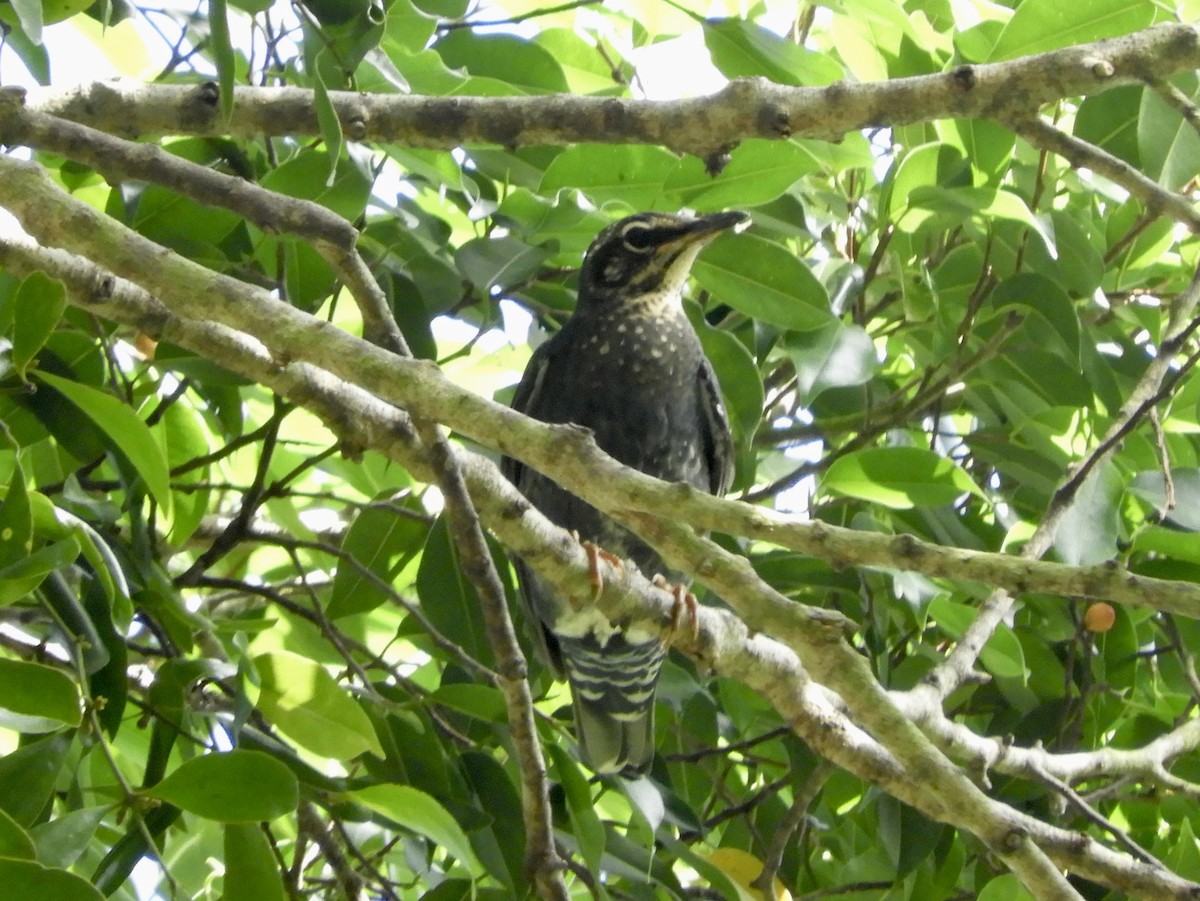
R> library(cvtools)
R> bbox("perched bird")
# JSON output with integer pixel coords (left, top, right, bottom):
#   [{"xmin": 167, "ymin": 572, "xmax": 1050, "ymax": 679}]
[{"xmin": 502, "ymin": 210, "xmax": 743, "ymax": 776}]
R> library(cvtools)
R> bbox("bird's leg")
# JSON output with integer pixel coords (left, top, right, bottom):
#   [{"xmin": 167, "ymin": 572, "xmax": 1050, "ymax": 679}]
[
  {"xmin": 654, "ymin": 575, "xmax": 700, "ymax": 642},
  {"xmin": 571, "ymin": 530, "xmax": 623, "ymax": 602}
]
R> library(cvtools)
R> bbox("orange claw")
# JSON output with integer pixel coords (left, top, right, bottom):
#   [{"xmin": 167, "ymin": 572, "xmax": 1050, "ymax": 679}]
[
  {"xmin": 654, "ymin": 575, "xmax": 700, "ymax": 643},
  {"xmin": 572, "ymin": 531, "xmax": 623, "ymax": 601}
]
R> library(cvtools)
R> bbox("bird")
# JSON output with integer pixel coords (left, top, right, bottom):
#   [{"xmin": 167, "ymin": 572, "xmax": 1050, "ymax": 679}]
[{"xmin": 501, "ymin": 210, "xmax": 744, "ymax": 776}]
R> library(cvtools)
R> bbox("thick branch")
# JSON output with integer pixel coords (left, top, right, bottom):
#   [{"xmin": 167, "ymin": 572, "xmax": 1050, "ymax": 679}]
[
  {"xmin": 1, "ymin": 154, "xmax": 1198, "ymax": 625},
  {"xmin": 16, "ymin": 24, "xmax": 1200, "ymax": 157},
  {"xmin": 2, "ymin": 236, "xmax": 1191, "ymax": 899}
]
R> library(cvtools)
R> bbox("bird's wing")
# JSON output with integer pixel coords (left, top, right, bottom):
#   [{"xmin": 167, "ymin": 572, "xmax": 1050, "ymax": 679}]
[
  {"xmin": 501, "ymin": 338, "xmax": 554, "ymax": 488},
  {"xmin": 697, "ymin": 355, "xmax": 735, "ymax": 496},
  {"xmin": 499, "ymin": 337, "xmax": 568, "ymax": 677}
]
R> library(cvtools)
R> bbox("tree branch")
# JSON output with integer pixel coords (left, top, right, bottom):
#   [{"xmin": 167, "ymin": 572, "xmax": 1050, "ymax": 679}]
[
  {"xmin": 2, "ymin": 232, "xmax": 1194, "ymax": 898},
  {"xmin": 14, "ymin": 24, "xmax": 1200, "ymax": 158}
]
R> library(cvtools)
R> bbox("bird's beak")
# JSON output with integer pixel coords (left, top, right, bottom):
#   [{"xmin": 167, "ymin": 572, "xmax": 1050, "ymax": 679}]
[{"xmin": 655, "ymin": 211, "xmax": 750, "ymax": 254}]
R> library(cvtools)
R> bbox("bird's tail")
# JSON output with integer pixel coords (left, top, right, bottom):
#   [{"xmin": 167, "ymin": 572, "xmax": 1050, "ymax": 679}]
[{"xmin": 561, "ymin": 637, "xmax": 667, "ymax": 777}]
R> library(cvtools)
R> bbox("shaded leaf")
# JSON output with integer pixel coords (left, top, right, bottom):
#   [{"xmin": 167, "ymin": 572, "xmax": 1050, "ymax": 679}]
[
  {"xmin": 352, "ymin": 784, "xmax": 485, "ymax": 876},
  {"xmin": 0, "ymin": 658, "xmax": 81, "ymax": 727},
  {"xmin": 148, "ymin": 751, "xmax": 299, "ymax": 823}
]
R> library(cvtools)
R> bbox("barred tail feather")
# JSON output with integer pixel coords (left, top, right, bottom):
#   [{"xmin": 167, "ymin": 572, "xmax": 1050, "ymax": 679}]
[{"xmin": 560, "ymin": 636, "xmax": 667, "ymax": 776}]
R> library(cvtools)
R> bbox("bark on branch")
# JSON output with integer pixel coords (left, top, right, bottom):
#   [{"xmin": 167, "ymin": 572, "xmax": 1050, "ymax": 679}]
[{"xmin": 14, "ymin": 23, "xmax": 1200, "ymax": 158}]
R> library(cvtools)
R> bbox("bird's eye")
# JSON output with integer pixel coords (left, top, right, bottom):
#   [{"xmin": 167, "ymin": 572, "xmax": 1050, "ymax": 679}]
[{"xmin": 620, "ymin": 224, "xmax": 657, "ymax": 253}]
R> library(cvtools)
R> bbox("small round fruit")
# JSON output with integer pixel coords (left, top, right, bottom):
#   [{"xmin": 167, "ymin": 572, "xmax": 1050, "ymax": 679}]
[{"xmin": 1083, "ymin": 602, "xmax": 1116, "ymax": 633}]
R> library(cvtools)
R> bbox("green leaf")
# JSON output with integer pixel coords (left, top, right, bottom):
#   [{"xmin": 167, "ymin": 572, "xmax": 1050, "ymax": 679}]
[
  {"xmin": 434, "ymin": 30, "xmax": 568, "ymax": 94},
  {"xmin": 327, "ymin": 494, "xmax": 430, "ymax": 619},
  {"xmin": 548, "ymin": 745, "xmax": 605, "ymax": 873},
  {"xmin": 459, "ymin": 751, "xmax": 526, "ymax": 891},
  {"xmin": 977, "ymin": 873, "xmax": 1035, "ymax": 901},
  {"xmin": 258, "ymin": 148, "xmax": 372, "ymax": 221},
  {"xmin": 312, "ymin": 57, "xmax": 344, "ymax": 185},
  {"xmin": 987, "ymin": 0, "xmax": 1156, "ymax": 62},
  {"xmin": 1075, "ymin": 85, "xmax": 1142, "ymax": 170},
  {"xmin": 1139, "ymin": 73, "xmax": 1200, "ymax": 190},
  {"xmin": 161, "ymin": 400, "xmax": 212, "ymax": 546},
  {"xmin": 34, "ymin": 371, "xmax": 173, "ymax": 517},
  {"xmin": 905, "ymin": 186, "xmax": 1056, "ymax": 257},
  {"xmin": 0, "ymin": 461, "xmax": 33, "ymax": 568},
  {"xmin": 0, "ymin": 658, "xmax": 81, "ymax": 728},
  {"xmin": 352, "ymin": 784, "xmax": 484, "ymax": 877},
  {"xmin": 208, "ymin": 0, "xmax": 235, "ymax": 121},
  {"xmin": 1131, "ymin": 470, "xmax": 1200, "ymax": 531},
  {"xmin": 147, "ymin": 751, "xmax": 299, "ymax": 823},
  {"xmin": 688, "ymin": 305, "xmax": 763, "ymax": 445},
  {"xmin": 692, "ymin": 233, "xmax": 831, "ymax": 332},
  {"xmin": 665, "ymin": 141, "xmax": 821, "ymax": 211},
  {"xmin": 1055, "ymin": 463, "xmax": 1122, "ymax": 566},
  {"xmin": 429, "ymin": 683, "xmax": 507, "ymax": 723},
  {"xmin": 416, "ymin": 515, "xmax": 494, "ymax": 666},
  {"xmin": 455, "ymin": 236, "xmax": 552, "ymax": 293},
  {"xmin": 5, "ymin": 0, "xmax": 43, "ymax": 44},
  {"xmin": 223, "ymin": 823, "xmax": 287, "ymax": 901},
  {"xmin": 704, "ymin": 17, "xmax": 844, "ymax": 86},
  {"xmin": 927, "ymin": 596, "xmax": 1027, "ymax": 680},
  {"xmin": 0, "ymin": 806, "xmax": 37, "ymax": 860},
  {"xmin": 540, "ymin": 145, "xmax": 681, "ymax": 211},
  {"xmin": 821, "ymin": 447, "xmax": 983, "ymax": 510},
  {"xmin": 252, "ymin": 651, "xmax": 384, "ymax": 760},
  {"xmin": 0, "ymin": 539, "xmax": 81, "ymax": 607},
  {"xmin": 12, "ymin": 273, "xmax": 67, "ymax": 378},
  {"xmin": 0, "ymin": 858, "xmax": 104, "ymax": 901},
  {"xmin": 787, "ymin": 320, "xmax": 876, "ymax": 402},
  {"xmin": 0, "ymin": 731, "xmax": 72, "ymax": 827},
  {"xmin": 984, "ymin": 273, "xmax": 1081, "ymax": 366},
  {"xmin": 30, "ymin": 806, "xmax": 109, "ymax": 869}
]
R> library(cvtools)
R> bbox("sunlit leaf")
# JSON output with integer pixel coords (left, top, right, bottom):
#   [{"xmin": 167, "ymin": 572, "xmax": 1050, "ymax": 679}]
[
  {"xmin": 252, "ymin": 652, "xmax": 384, "ymax": 760},
  {"xmin": 822, "ymin": 447, "xmax": 983, "ymax": 509},
  {"xmin": 34, "ymin": 371, "xmax": 173, "ymax": 517}
]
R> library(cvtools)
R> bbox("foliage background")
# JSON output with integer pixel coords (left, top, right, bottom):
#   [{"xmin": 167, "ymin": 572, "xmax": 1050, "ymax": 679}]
[{"xmin": 2, "ymin": 0, "xmax": 1200, "ymax": 899}]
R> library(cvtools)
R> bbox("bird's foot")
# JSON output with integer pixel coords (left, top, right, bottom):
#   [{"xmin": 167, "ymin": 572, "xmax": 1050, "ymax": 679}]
[
  {"xmin": 654, "ymin": 575, "xmax": 699, "ymax": 643},
  {"xmin": 572, "ymin": 530, "xmax": 623, "ymax": 601}
]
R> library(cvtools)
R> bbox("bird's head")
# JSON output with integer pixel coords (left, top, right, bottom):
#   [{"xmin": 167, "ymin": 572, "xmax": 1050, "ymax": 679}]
[{"xmin": 576, "ymin": 210, "xmax": 749, "ymax": 313}]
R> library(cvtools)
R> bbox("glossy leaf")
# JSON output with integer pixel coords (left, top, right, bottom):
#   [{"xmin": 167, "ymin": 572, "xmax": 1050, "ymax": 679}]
[
  {"xmin": 0, "ymin": 806, "xmax": 36, "ymax": 860},
  {"xmin": 822, "ymin": 447, "xmax": 983, "ymax": 509},
  {"xmin": 0, "ymin": 731, "xmax": 72, "ymax": 827},
  {"xmin": 12, "ymin": 273, "xmax": 67, "ymax": 378},
  {"xmin": 0, "ymin": 859, "xmax": 104, "ymax": 901},
  {"xmin": 692, "ymin": 233, "xmax": 831, "ymax": 331},
  {"xmin": 252, "ymin": 652, "xmax": 385, "ymax": 760},
  {"xmin": 0, "ymin": 658, "xmax": 81, "ymax": 727},
  {"xmin": 540, "ymin": 145, "xmax": 681, "ymax": 210},
  {"xmin": 328, "ymin": 493, "xmax": 431, "ymax": 619},
  {"xmin": 34, "ymin": 371, "xmax": 173, "ymax": 517},
  {"xmin": 223, "ymin": 823, "xmax": 287, "ymax": 901},
  {"xmin": 0, "ymin": 460, "xmax": 33, "ymax": 568},
  {"xmin": 705, "ymin": 17, "xmax": 843, "ymax": 85},
  {"xmin": 352, "ymin": 784, "xmax": 485, "ymax": 877},
  {"xmin": 787, "ymin": 320, "xmax": 876, "ymax": 401},
  {"xmin": 147, "ymin": 751, "xmax": 299, "ymax": 823},
  {"xmin": 988, "ymin": 0, "xmax": 1156, "ymax": 61}
]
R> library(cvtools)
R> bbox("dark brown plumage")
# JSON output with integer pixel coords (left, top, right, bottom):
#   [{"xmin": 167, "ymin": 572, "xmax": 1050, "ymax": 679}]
[{"xmin": 502, "ymin": 211, "xmax": 744, "ymax": 775}]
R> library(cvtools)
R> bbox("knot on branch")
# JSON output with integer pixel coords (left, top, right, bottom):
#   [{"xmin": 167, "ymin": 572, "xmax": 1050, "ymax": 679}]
[
  {"xmin": 1082, "ymin": 56, "xmax": 1116, "ymax": 78},
  {"xmin": 999, "ymin": 826, "xmax": 1029, "ymax": 853},
  {"xmin": 950, "ymin": 65, "xmax": 977, "ymax": 92}
]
